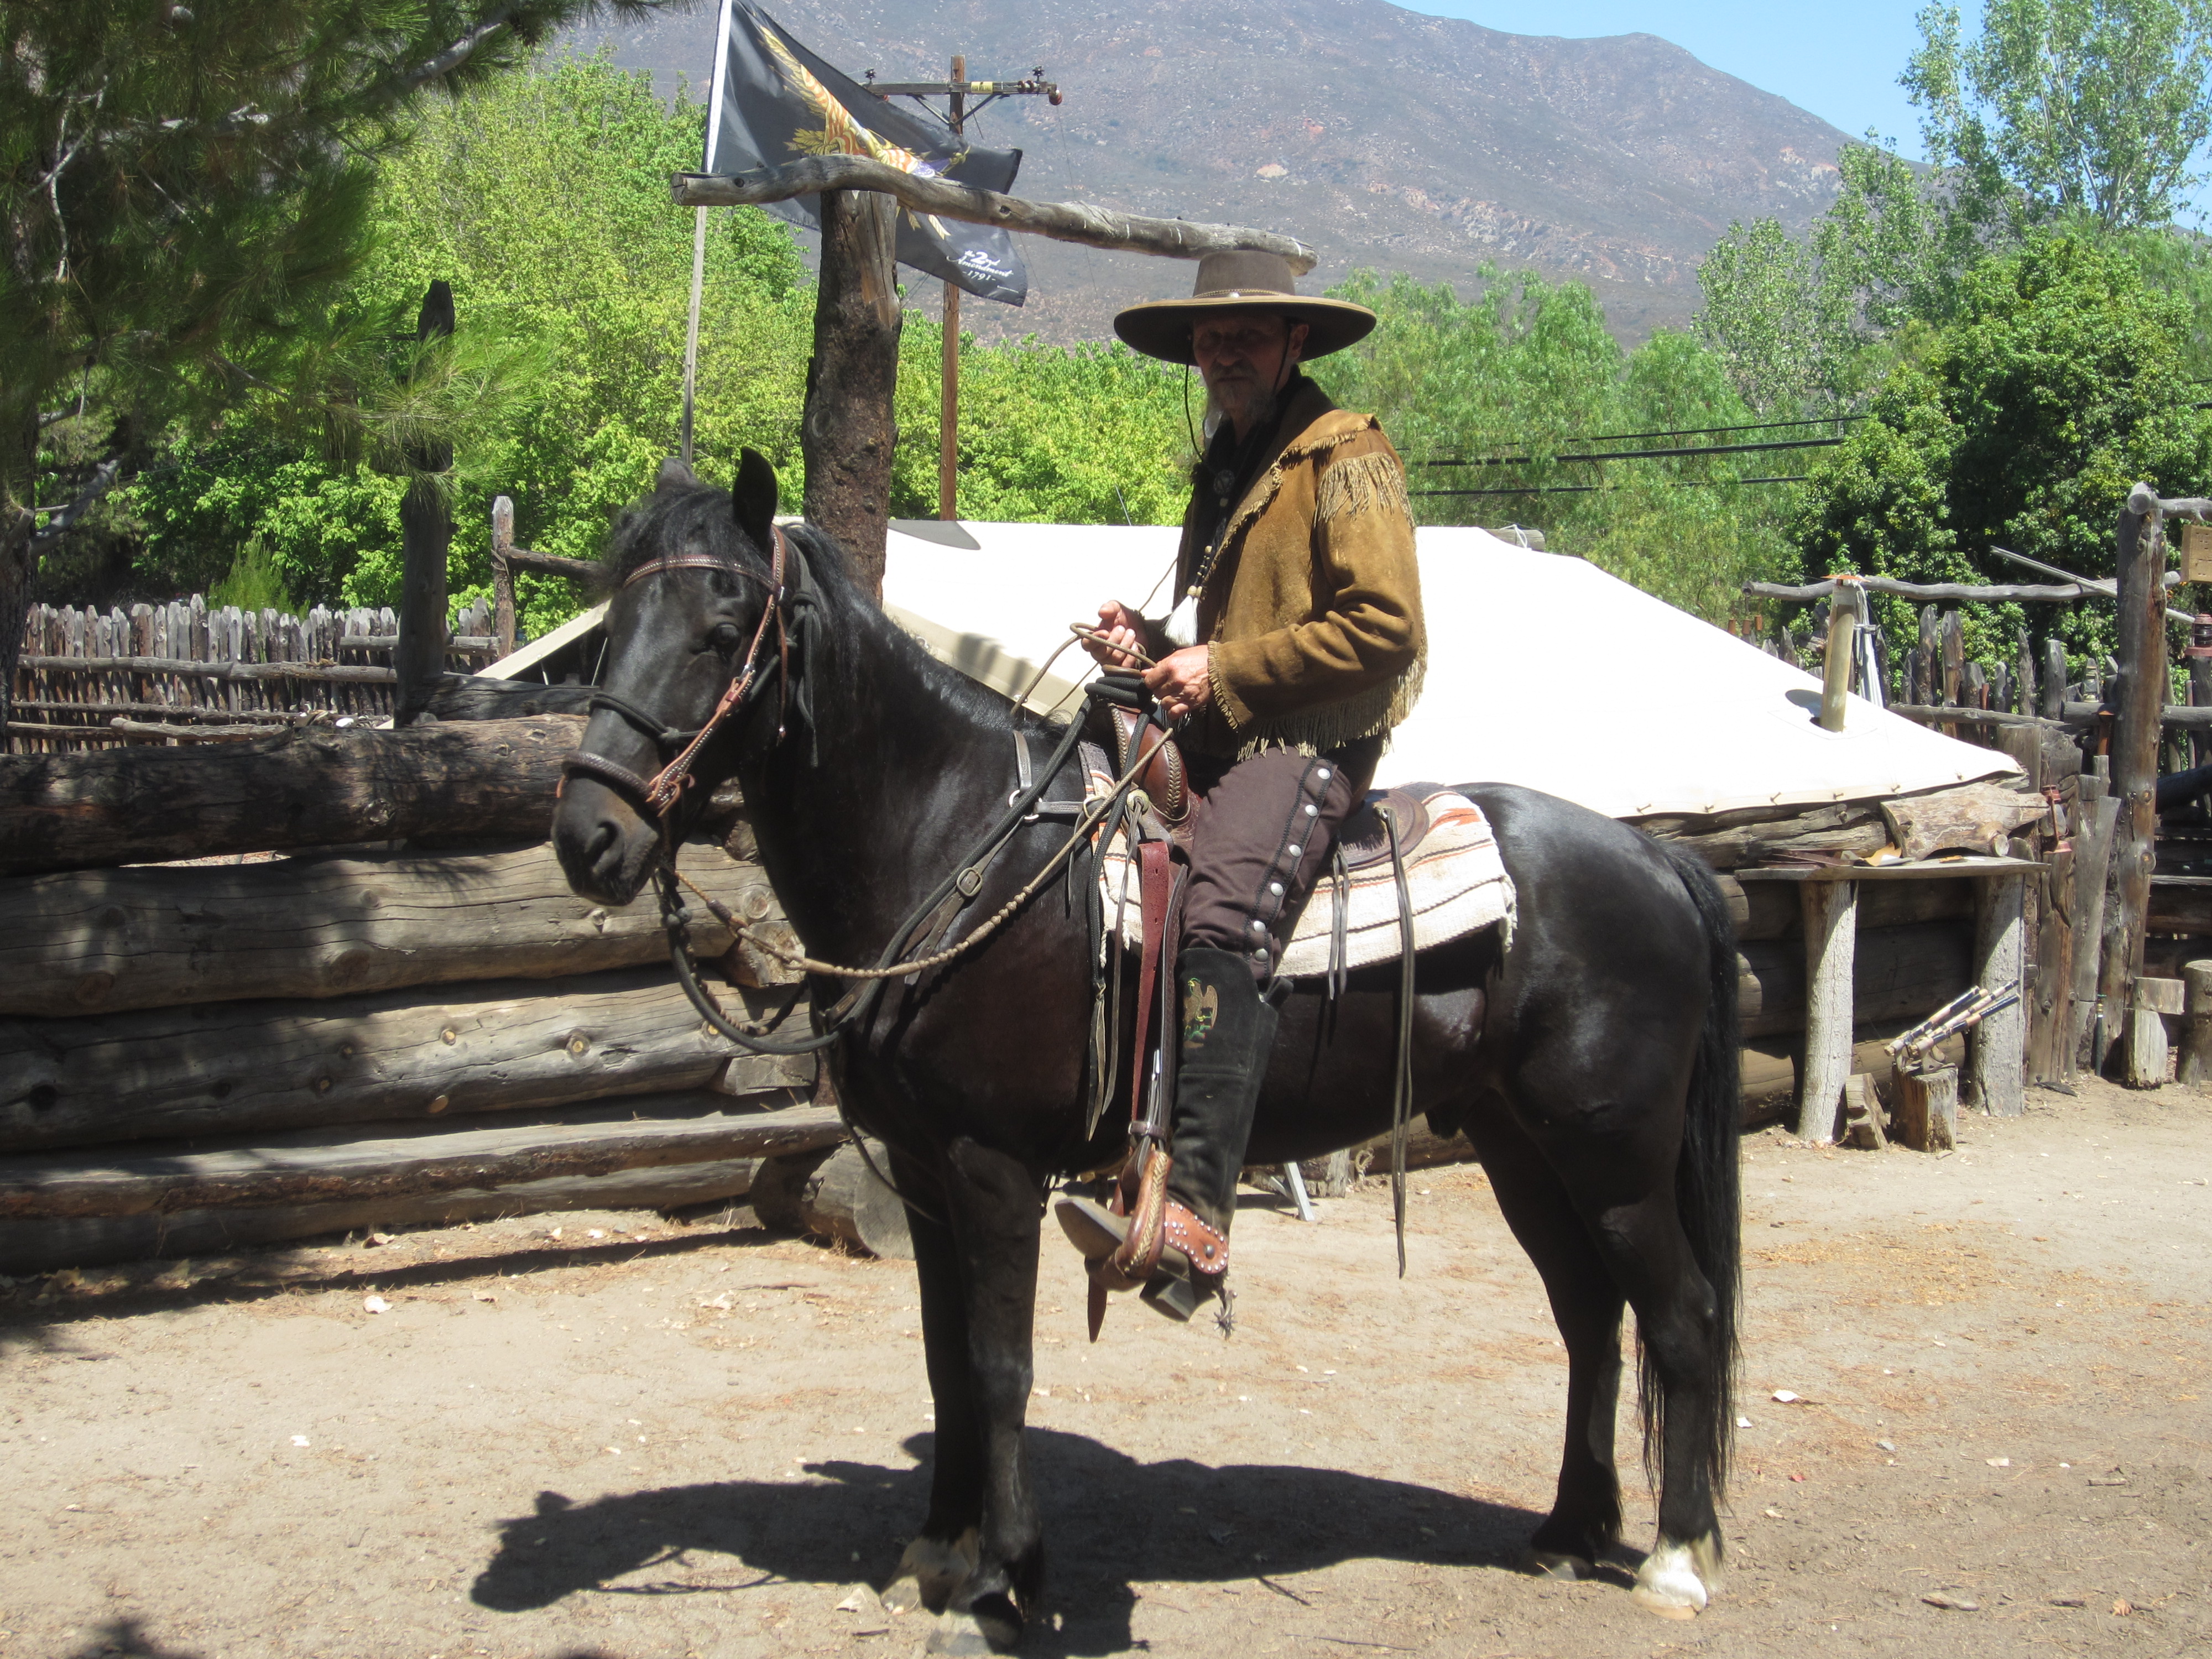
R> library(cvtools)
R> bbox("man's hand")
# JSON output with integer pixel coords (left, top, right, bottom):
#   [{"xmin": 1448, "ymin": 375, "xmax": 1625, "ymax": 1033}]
[
  {"xmin": 1145, "ymin": 645, "xmax": 1212, "ymax": 722},
  {"xmin": 1081, "ymin": 599, "xmax": 1150, "ymax": 669}
]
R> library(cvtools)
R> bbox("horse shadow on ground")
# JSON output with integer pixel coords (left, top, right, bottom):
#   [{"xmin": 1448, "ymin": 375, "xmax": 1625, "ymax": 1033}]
[{"xmin": 473, "ymin": 1429, "xmax": 1559, "ymax": 1656}]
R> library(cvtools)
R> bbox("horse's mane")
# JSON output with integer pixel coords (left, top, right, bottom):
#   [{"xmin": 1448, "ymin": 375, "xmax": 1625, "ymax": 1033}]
[
  {"xmin": 604, "ymin": 474, "xmax": 749, "ymax": 586},
  {"xmin": 601, "ymin": 472, "xmax": 1029, "ymax": 735}
]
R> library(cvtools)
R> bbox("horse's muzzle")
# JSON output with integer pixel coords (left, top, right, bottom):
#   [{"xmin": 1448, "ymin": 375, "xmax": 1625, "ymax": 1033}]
[{"xmin": 552, "ymin": 776, "xmax": 660, "ymax": 907}]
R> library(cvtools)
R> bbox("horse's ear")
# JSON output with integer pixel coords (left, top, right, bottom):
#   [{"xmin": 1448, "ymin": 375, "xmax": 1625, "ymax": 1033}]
[
  {"xmin": 732, "ymin": 447, "xmax": 779, "ymax": 554},
  {"xmin": 657, "ymin": 456, "xmax": 696, "ymax": 491}
]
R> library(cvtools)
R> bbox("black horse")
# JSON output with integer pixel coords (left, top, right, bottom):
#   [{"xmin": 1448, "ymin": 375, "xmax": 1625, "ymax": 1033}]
[{"xmin": 552, "ymin": 456, "xmax": 1742, "ymax": 1643}]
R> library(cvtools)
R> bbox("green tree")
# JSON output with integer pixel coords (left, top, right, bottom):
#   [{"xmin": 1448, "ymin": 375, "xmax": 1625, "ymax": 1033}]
[
  {"xmin": 1906, "ymin": 0, "xmax": 2212, "ymax": 232},
  {"xmin": 119, "ymin": 52, "xmax": 807, "ymax": 639},
  {"xmin": 2, "ymin": 0, "xmax": 675, "ymax": 729},
  {"xmin": 1791, "ymin": 233, "xmax": 2212, "ymax": 667},
  {"xmin": 1697, "ymin": 141, "xmax": 2000, "ymax": 415},
  {"xmin": 1318, "ymin": 268, "xmax": 1799, "ymax": 622}
]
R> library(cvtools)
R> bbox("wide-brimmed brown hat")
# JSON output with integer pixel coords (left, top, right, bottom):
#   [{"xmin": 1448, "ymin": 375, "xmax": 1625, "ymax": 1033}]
[{"xmin": 1114, "ymin": 249, "xmax": 1375, "ymax": 366}]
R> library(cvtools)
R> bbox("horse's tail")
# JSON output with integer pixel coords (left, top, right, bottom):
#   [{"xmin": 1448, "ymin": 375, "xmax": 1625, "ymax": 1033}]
[{"xmin": 1646, "ymin": 840, "xmax": 1742, "ymax": 1497}]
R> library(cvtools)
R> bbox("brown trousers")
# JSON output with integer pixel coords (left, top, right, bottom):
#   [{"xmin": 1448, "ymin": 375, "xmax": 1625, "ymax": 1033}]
[{"xmin": 1179, "ymin": 735, "xmax": 1383, "ymax": 983}]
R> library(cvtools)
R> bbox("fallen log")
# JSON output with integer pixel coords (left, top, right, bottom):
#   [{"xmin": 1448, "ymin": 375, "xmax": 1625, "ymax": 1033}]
[
  {"xmin": 0, "ymin": 1133, "xmax": 832, "ymax": 1283},
  {"xmin": 109, "ymin": 717, "xmax": 295, "ymax": 742},
  {"xmin": 1881, "ymin": 782, "xmax": 2047, "ymax": 861},
  {"xmin": 0, "ymin": 1097, "xmax": 842, "ymax": 1220},
  {"xmin": 0, "ymin": 837, "xmax": 773, "ymax": 1018},
  {"xmin": 1638, "ymin": 800, "xmax": 1892, "ymax": 869},
  {"xmin": 0, "ymin": 716, "xmax": 583, "ymax": 875},
  {"xmin": 751, "ymin": 1138, "xmax": 915, "ymax": 1260},
  {"xmin": 426, "ymin": 676, "xmax": 596, "ymax": 722},
  {"xmin": 0, "ymin": 1154, "xmax": 770, "ymax": 1277},
  {"xmin": 0, "ymin": 966, "xmax": 814, "ymax": 1152}
]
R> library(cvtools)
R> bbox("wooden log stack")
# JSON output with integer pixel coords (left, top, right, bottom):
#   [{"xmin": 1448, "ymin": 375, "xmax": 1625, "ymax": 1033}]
[{"xmin": 0, "ymin": 714, "xmax": 830, "ymax": 1275}]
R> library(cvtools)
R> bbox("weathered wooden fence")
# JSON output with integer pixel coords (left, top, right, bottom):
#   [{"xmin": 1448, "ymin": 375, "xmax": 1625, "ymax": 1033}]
[{"xmin": 11, "ymin": 595, "xmax": 510, "ymax": 753}]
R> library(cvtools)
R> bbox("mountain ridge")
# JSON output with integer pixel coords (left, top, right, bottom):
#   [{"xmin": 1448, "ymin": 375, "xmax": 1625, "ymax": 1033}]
[{"xmin": 568, "ymin": 0, "xmax": 1855, "ymax": 343}]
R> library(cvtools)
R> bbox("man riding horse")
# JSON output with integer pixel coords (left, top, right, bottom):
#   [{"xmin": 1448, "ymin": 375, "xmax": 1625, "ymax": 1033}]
[{"xmin": 1056, "ymin": 249, "xmax": 1427, "ymax": 1314}]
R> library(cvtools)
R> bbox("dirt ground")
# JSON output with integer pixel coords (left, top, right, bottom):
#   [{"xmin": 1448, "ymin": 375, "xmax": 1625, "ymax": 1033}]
[{"xmin": 2, "ymin": 1076, "xmax": 2208, "ymax": 1659}]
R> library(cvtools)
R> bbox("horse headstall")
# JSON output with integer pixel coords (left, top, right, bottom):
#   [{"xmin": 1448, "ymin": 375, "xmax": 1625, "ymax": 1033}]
[{"xmin": 559, "ymin": 523, "xmax": 806, "ymax": 821}]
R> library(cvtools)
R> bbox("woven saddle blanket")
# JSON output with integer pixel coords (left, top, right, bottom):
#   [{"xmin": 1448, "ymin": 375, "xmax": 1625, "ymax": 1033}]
[{"xmin": 1089, "ymin": 765, "xmax": 1517, "ymax": 977}]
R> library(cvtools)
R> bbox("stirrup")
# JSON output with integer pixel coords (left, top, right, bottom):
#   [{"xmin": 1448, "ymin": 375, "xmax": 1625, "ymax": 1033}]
[{"xmin": 1055, "ymin": 1194, "xmax": 1228, "ymax": 1333}]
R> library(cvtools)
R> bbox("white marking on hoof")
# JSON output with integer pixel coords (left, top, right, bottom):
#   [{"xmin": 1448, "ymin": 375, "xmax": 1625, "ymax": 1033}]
[
  {"xmin": 1631, "ymin": 1538, "xmax": 1711, "ymax": 1619},
  {"xmin": 882, "ymin": 1527, "xmax": 979, "ymax": 1616},
  {"xmin": 1688, "ymin": 1527, "xmax": 1725, "ymax": 1596},
  {"xmin": 922, "ymin": 1611, "xmax": 997, "ymax": 1656},
  {"xmin": 1530, "ymin": 1549, "xmax": 1594, "ymax": 1581}
]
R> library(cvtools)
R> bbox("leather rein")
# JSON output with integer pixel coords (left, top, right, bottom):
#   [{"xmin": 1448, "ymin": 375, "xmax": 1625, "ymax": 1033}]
[{"xmin": 560, "ymin": 527, "xmax": 1165, "ymax": 1064}]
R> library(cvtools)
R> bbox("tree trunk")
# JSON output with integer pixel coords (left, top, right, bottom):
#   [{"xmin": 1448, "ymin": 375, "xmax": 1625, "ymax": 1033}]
[
  {"xmin": 2101, "ymin": 492, "xmax": 2166, "ymax": 1046},
  {"xmin": 0, "ymin": 714, "xmax": 583, "ymax": 875},
  {"xmin": 801, "ymin": 190, "xmax": 901, "ymax": 600},
  {"xmin": 394, "ymin": 281, "xmax": 456, "ymax": 726},
  {"xmin": 1, "ymin": 409, "xmax": 38, "ymax": 747}
]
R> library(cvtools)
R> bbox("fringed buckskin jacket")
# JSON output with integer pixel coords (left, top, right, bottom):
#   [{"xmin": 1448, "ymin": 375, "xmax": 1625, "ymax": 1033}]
[{"xmin": 1179, "ymin": 377, "xmax": 1426, "ymax": 760}]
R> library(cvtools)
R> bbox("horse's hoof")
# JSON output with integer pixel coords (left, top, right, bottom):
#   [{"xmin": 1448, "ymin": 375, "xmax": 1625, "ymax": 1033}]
[
  {"xmin": 962, "ymin": 1589, "xmax": 1025, "ymax": 1649},
  {"xmin": 884, "ymin": 1528, "xmax": 978, "ymax": 1616},
  {"xmin": 924, "ymin": 1609, "xmax": 1010, "ymax": 1656},
  {"xmin": 1528, "ymin": 1549, "xmax": 1594, "ymax": 1581},
  {"xmin": 1631, "ymin": 1538, "xmax": 1712, "ymax": 1619}
]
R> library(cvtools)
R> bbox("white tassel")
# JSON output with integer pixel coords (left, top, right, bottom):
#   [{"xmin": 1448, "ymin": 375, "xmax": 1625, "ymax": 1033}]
[{"xmin": 1163, "ymin": 593, "xmax": 1199, "ymax": 649}]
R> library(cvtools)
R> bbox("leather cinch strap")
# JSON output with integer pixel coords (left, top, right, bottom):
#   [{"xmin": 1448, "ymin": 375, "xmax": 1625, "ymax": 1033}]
[{"xmin": 1128, "ymin": 836, "xmax": 1176, "ymax": 1130}]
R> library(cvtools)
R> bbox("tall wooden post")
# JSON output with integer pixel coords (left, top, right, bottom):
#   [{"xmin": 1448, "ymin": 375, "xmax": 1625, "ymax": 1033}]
[
  {"xmin": 489, "ymin": 494, "xmax": 518, "ymax": 660},
  {"xmin": 2041, "ymin": 637, "xmax": 2067, "ymax": 721},
  {"xmin": 2073, "ymin": 766, "xmax": 2119, "ymax": 1074},
  {"xmin": 1794, "ymin": 878, "xmax": 1858, "ymax": 1142},
  {"xmin": 1819, "ymin": 576, "xmax": 1863, "ymax": 731},
  {"xmin": 939, "ymin": 54, "xmax": 965, "ymax": 522},
  {"xmin": 801, "ymin": 190, "xmax": 901, "ymax": 600},
  {"xmin": 1969, "ymin": 872, "xmax": 2027, "ymax": 1115},
  {"xmin": 394, "ymin": 280, "xmax": 455, "ymax": 726},
  {"xmin": 2189, "ymin": 614, "xmax": 2212, "ymax": 774},
  {"xmin": 2100, "ymin": 487, "xmax": 2166, "ymax": 1073}
]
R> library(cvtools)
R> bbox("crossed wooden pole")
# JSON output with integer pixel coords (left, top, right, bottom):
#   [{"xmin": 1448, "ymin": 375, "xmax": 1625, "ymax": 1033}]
[{"xmin": 670, "ymin": 155, "xmax": 1316, "ymax": 598}]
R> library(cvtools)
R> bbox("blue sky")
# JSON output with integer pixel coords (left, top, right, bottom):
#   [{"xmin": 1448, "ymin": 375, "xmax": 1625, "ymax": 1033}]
[{"xmin": 1406, "ymin": 0, "xmax": 1957, "ymax": 159}]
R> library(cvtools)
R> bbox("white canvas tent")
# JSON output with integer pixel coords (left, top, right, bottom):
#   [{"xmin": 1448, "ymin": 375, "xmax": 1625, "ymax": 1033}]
[{"xmin": 881, "ymin": 521, "xmax": 2016, "ymax": 820}]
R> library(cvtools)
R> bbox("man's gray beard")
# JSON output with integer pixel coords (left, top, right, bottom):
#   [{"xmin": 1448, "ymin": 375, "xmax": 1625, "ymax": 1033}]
[{"xmin": 1202, "ymin": 381, "xmax": 1272, "ymax": 442}]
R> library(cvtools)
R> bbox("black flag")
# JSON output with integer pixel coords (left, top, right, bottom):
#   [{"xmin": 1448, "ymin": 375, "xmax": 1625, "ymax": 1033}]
[{"xmin": 705, "ymin": 1, "xmax": 1028, "ymax": 306}]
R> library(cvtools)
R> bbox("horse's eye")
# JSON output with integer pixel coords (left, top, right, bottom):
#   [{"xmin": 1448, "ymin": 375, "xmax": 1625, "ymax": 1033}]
[{"xmin": 708, "ymin": 623, "xmax": 744, "ymax": 655}]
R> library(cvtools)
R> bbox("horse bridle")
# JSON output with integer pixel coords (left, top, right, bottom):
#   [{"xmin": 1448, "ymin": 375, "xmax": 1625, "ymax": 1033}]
[{"xmin": 559, "ymin": 524, "xmax": 792, "ymax": 820}]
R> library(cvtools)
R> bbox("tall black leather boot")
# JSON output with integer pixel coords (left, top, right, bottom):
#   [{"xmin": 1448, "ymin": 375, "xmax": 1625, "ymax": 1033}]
[
  {"xmin": 1053, "ymin": 948, "xmax": 1278, "ymax": 1322},
  {"xmin": 1157, "ymin": 946, "xmax": 1278, "ymax": 1277}
]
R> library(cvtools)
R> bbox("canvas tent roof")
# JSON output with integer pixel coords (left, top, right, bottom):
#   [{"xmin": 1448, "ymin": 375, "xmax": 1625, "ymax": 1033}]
[{"xmin": 881, "ymin": 520, "xmax": 2017, "ymax": 820}]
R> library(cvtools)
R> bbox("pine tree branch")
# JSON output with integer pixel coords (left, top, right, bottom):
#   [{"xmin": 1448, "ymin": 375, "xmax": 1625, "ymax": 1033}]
[
  {"xmin": 399, "ymin": 3, "xmax": 661, "ymax": 96},
  {"xmin": 28, "ymin": 455, "xmax": 124, "ymax": 553},
  {"xmin": 401, "ymin": 7, "xmax": 527, "ymax": 93}
]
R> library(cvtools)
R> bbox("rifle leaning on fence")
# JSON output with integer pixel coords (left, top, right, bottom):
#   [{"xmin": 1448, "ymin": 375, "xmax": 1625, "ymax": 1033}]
[{"xmin": 1887, "ymin": 983, "xmax": 2021, "ymax": 1070}]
